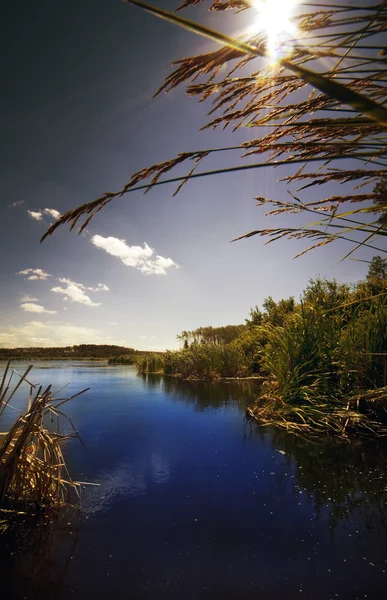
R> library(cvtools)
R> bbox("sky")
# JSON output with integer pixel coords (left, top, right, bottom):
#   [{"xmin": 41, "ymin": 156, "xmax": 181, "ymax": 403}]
[{"xmin": 0, "ymin": 0, "xmax": 376, "ymax": 350}]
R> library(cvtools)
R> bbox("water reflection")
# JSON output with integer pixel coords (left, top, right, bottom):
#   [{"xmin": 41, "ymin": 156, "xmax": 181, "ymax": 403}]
[
  {"xmin": 143, "ymin": 373, "xmax": 262, "ymax": 412},
  {"xmin": 0, "ymin": 513, "xmax": 80, "ymax": 600},
  {"xmin": 247, "ymin": 421, "xmax": 387, "ymax": 535},
  {"xmin": 82, "ymin": 452, "xmax": 171, "ymax": 515}
]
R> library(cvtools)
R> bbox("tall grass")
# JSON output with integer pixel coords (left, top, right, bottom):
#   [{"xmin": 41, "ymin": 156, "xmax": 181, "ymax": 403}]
[
  {"xmin": 248, "ymin": 281, "xmax": 387, "ymax": 439},
  {"xmin": 136, "ymin": 344, "xmax": 248, "ymax": 379}
]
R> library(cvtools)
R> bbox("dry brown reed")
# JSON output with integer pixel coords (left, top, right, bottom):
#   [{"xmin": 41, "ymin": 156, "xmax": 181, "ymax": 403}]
[
  {"xmin": 246, "ymin": 386, "xmax": 387, "ymax": 441},
  {"xmin": 0, "ymin": 362, "xmax": 89, "ymax": 514}
]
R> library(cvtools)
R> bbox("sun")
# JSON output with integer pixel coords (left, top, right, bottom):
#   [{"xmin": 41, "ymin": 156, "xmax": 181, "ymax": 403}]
[{"xmin": 249, "ymin": 0, "xmax": 299, "ymax": 61}]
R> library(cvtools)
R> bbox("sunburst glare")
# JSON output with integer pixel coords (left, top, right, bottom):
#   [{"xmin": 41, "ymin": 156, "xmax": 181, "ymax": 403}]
[{"xmin": 249, "ymin": 0, "xmax": 299, "ymax": 62}]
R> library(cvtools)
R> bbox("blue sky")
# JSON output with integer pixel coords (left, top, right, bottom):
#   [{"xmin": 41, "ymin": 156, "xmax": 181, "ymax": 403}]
[{"xmin": 1, "ymin": 0, "xmax": 375, "ymax": 350}]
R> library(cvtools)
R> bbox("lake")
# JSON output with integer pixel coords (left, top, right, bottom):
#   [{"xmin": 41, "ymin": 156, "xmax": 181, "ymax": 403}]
[{"xmin": 1, "ymin": 362, "xmax": 387, "ymax": 599}]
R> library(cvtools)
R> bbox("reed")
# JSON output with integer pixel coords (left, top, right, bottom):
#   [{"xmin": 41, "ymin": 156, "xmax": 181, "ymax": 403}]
[
  {"xmin": 137, "ymin": 344, "xmax": 249, "ymax": 379},
  {"xmin": 0, "ymin": 362, "xmax": 89, "ymax": 513},
  {"xmin": 247, "ymin": 276, "xmax": 387, "ymax": 439},
  {"xmin": 41, "ymin": 0, "xmax": 387, "ymax": 262}
]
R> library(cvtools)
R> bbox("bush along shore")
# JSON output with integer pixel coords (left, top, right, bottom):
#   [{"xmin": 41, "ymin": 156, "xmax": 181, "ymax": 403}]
[{"xmin": 134, "ymin": 258, "xmax": 387, "ymax": 440}]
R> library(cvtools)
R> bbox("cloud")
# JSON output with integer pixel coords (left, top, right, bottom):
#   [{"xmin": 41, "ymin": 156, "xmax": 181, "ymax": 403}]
[
  {"xmin": 91, "ymin": 235, "xmax": 178, "ymax": 275},
  {"xmin": 27, "ymin": 208, "xmax": 61, "ymax": 221},
  {"xmin": 18, "ymin": 268, "xmax": 52, "ymax": 281},
  {"xmin": 0, "ymin": 333, "xmax": 17, "ymax": 345},
  {"xmin": 17, "ymin": 271, "xmax": 108, "ymax": 307},
  {"xmin": 0, "ymin": 321, "xmax": 133, "ymax": 348},
  {"xmin": 20, "ymin": 294, "xmax": 39, "ymax": 302},
  {"xmin": 9, "ymin": 200, "xmax": 24, "ymax": 208},
  {"xmin": 87, "ymin": 283, "xmax": 109, "ymax": 292},
  {"xmin": 43, "ymin": 208, "xmax": 61, "ymax": 220},
  {"xmin": 20, "ymin": 303, "xmax": 57, "ymax": 314},
  {"xmin": 51, "ymin": 278, "xmax": 102, "ymax": 307},
  {"xmin": 28, "ymin": 210, "xmax": 43, "ymax": 221}
]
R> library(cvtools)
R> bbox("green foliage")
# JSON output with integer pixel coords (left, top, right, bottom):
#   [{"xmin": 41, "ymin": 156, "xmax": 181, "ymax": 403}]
[
  {"xmin": 137, "ymin": 263, "xmax": 387, "ymax": 418},
  {"xmin": 259, "ymin": 308, "xmax": 341, "ymax": 405},
  {"xmin": 258, "ymin": 275, "xmax": 387, "ymax": 407},
  {"xmin": 229, "ymin": 327, "xmax": 265, "ymax": 374},
  {"xmin": 367, "ymin": 255, "xmax": 387, "ymax": 281},
  {"xmin": 177, "ymin": 325, "xmax": 246, "ymax": 347},
  {"xmin": 138, "ymin": 344, "xmax": 248, "ymax": 380},
  {"xmin": 373, "ymin": 177, "xmax": 387, "ymax": 228},
  {"xmin": 135, "ymin": 353, "xmax": 165, "ymax": 374}
]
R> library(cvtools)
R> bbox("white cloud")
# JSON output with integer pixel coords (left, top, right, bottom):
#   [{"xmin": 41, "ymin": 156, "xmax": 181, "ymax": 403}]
[
  {"xmin": 9, "ymin": 200, "xmax": 24, "ymax": 208},
  {"xmin": 20, "ymin": 294, "xmax": 39, "ymax": 302},
  {"xmin": 0, "ymin": 333, "xmax": 17, "ymax": 345},
  {"xmin": 87, "ymin": 283, "xmax": 109, "ymax": 292},
  {"xmin": 28, "ymin": 210, "xmax": 43, "ymax": 221},
  {"xmin": 51, "ymin": 278, "xmax": 101, "ymax": 307},
  {"xmin": 0, "ymin": 321, "xmax": 133, "ymax": 348},
  {"xmin": 18, "ymin": 268, "xmax": 52, "ymax": 281},
  {"xmin": 20, "ymin": 303, "xmax": 57, "ymax": 314},
  {"xmin": 43, "ymin": 208, "xmax": 61, "ymax": 220},
  {"xmin": 91, "ymin": 235, "xmax": 178, "ymax": 275},
  {"xmin": 27, "ymin": 208, "xmax": 61, "ymax": 221}
]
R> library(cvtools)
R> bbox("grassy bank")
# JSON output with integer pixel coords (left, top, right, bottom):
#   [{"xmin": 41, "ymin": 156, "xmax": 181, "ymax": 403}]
[{"xmin": 135, "ymin": 259, "xmax": 387, "ymax": 439}]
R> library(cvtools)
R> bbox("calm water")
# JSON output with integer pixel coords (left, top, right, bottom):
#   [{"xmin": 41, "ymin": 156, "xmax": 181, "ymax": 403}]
[{"xmin": 1, "ymin": 362, "xmax": 387, "ymax": 600}]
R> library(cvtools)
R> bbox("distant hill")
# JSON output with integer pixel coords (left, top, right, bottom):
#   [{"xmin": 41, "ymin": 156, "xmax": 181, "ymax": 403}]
[{"xmin": 0, "ymin": 344, "xmax": 153, "ymax": 361}]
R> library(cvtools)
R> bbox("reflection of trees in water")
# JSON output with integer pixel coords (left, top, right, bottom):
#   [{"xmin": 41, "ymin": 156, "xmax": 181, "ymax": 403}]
[
  {"xmin": 248, "ymin": 421, "xmax": 387, "ymax": 535},
  {"xmin": 0, "ymin": 512, "xmax": 79, "ymax": 600},
  {"xmin": 142, "ymin": 373, "xmax": 262, "ymax": 412},
  {"xmin": 142, "ymin": 373, "xmax": 387, "ymax": 537}
]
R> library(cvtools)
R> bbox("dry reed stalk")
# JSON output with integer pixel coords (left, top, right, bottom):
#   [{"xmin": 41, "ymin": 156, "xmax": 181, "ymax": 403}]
[
  {"xmin": 40, "ymin": 0, "xmax": 387, "ymax": 260},
  {"xmin": 246, "ymin": 385, "xmax": 387, "ymax": 441},
  {"xmin": 0, "ymin": 362, "xmax": 89, "ymax": 514}
]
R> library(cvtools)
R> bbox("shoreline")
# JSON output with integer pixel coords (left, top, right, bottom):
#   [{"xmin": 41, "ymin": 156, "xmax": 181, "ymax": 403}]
[{"xmin": 134, "ymin": 370, "xmax": 265, "ymax": 382}]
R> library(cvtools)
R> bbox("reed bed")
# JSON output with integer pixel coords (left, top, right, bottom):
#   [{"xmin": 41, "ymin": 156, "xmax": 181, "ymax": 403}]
[
  {"xmin": 136, "ymin": 344, "xmax": 249, "ymax": 379},
  {"xmin": 0, "ymin": 362, "xmax": 88, "ymax": 514},
  {"xmin": 246, "ymin": 386, "xmax": 387, "ymax": 441}
]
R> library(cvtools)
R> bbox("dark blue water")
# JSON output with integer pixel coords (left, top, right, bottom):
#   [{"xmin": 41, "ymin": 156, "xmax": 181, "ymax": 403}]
[{"xmin": 1, "ymin": 363, "xmax": 387, "ymax": 600}]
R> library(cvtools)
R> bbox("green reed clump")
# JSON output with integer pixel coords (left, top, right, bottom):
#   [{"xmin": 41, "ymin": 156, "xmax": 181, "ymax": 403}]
[
  {"xmin": 108, "ymin": 355, "xmax": 135, "ymax": 365},
  {"xmin": 248, "ymin": 274, "xmax": 387, "ymax": 438},
  {"xmin": 138, "ymin": 344, "xmax": 248, "ymax": 379},
  {"xmin": 136, "ymin": 353, "xmax": 165, "ymax": 374}
]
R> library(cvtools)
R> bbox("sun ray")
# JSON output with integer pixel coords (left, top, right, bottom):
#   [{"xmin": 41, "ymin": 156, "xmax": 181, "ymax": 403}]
[{"xmin": 248, "ymin": 0, "xmax": 299, "ymax": 63}]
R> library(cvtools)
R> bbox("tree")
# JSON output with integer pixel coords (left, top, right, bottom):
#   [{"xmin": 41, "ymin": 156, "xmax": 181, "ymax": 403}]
[
  {"xmin": 245, "ymin": 306, "xmax": 263, "ymax": 327},
  {"xmin": 42, "ymin": 0, "xmax": 387, "ymax": 262},
  {"xmin": 367, "ymin": 256, "xmax": 387, "ymax": 281},
  {"xmin": 373, "ymin": 177, "xmax": 387, "ymax": 227}
]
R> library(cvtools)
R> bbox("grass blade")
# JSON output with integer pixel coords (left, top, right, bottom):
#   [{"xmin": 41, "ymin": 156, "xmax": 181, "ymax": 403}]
[{"xmin": 126, "ymin": 0, "xmax": 387, "ymax": 126}]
